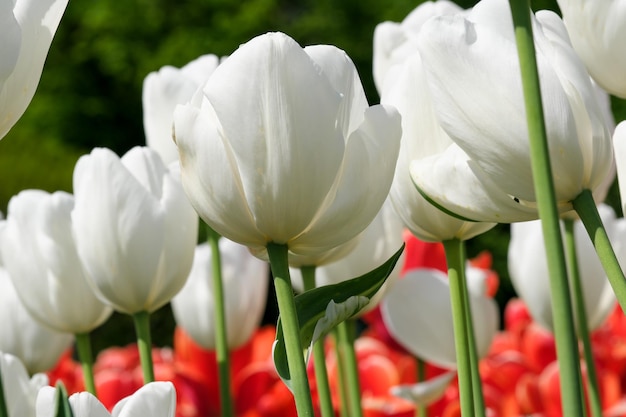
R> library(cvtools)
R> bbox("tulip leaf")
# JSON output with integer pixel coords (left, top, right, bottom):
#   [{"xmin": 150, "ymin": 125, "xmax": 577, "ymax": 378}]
[
  {"xmin": 273, "ymin": 244, "xmax": 404, "ymax": 386},
  {"xmin": 411, "ymin": 178, "xmax": 479, "ymax": 223},
  {"xmin": 54, "ymin": 382, "xmax": 74, "ymax": 417}
]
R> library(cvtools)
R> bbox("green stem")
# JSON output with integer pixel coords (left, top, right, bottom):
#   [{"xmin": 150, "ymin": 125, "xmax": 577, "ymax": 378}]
[
  {"xmin": 333, "ymin": 329, "xmax": 350, "ymax": 417},
  {"xmin": 336, "ymin": 319, "xmax": 363, "ymax": 417},
  {"xmin": 132, "ymin": 311, "xmax": 155, "ymax": 384},
  {"xmin": 207, "ymin": 226, "xmax": 234, "ymax": 417},
  {"xmin": 458, "ymin": 242, "xmax": 486, "ymax": 417},
  {"xmin": 416, "ymin": 357, "xmax": 427, "ymax": 417},
  {"xmin": 75, "ymin": 333, "xmax": 97, "ymax": 396},
  {"xmin": 564, "ymin": 219, "xmax": 602, "ymax": 417},
  {"xmin": 266, "ymin": 243, "xmax": 314, "ymax": 417},
  {"xmin": 301, "ymin": 265, "xmax": 334, "ymax": 417},
  {"xmin": 508, "ymin": 2, "xmax": 584, "ymax": 416},
  {"xmin": 573, "ymin": 189, "xmax": 626, "ymax": 312},
  {"xmin": 442, "ymin": 239, "xmax": 474, "ymax": 417}
]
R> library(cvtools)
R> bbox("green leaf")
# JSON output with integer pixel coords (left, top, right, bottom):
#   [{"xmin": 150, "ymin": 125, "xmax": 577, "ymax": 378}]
[
  {"xmin": 273, "ymin": 244, "xmax": 405, "ymax": 386},
  {"xmin": 54, "ymin": 381, "xmax": 74, "ymax": 417}
]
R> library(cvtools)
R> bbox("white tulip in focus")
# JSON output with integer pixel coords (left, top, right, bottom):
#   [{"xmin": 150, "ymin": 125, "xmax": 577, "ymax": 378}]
[
  {"xmin": 143, "ymin": 54, "xmax": 221, "ymax": 164},
  {"xmin": 0, "ymin": 266, "xmax": 72, "ymax": 374},
  {"xmin": 290, "ymin": 199, "xmax": 404, "ymax": 312},
  {"xmin": 2, "ymin": 190, "xmax": 113, "ymax": 334},
  {"xmin": 0, "ymin": 352, "xmax": 48, "ymax": 417},
  {"xmin": 381, "ymin": 51, "xmax": 495, "ymax": 242},
  {"xmin": 0, "ymin": 0, "xmax": 68, "ymax": 140},
  {"xmin": 171, "ymin": 240, "xmax": 268, "ymax": 349},
  {"xmin": 381, "ymin": 268, "xmax": 499, "ymax": 370},
  {"xmin": 72, "ymin": 146, "xmax": 199, "ymax": 315},
  {"xmin": 372, "ymin": 0, "xmax": 462, "ymax": 93},
  {"xmin": 36, "ymin": 381, "xmax": 176, "ymax": 417},
  {"xmin": 557, "ymin": 0, "xmax": 626, "ymax": 98},
  {"xmin": 409, "ymin": 0, "xmax": 613, "ymax": 223},
  {"xmin": 173, "ymin": 32, "xmax": 401, "ymax": 258},
  {"xmin": 508, "ymin": 204, "xmax": 625, "ymax": 332}
]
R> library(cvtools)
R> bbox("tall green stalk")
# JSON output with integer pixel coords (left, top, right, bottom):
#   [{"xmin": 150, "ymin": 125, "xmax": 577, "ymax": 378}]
[
  {"xmin": 75, "ymin": 333, "xmax": 97, "ymax": 396},
  {"xmin": 207, "ymin": 226, "xmax": 234, "ymax": 417},
  {"xmin": 336, "ymin": 319, "xmax": 363, "ymax": 417},
  {"xmin": 301, "ymin": 265, "xmax": 335, "ymax": 417},
  {"xmin": 573, "ymin": 190, "xmax": 626, "ymax": 312},
  {"xmin": 442, "ymin": 238, "xmax": 474, "ymax": 417},
  {"xmin": 333, "ymin": 329, "xmax": 350, "ymax": 417},
  {"xmin": 416, "ymin": 357, "xmax": 427, "ymax": 417},
  {"xmin": 132, "ymin": 311, "xmax": 155, "ymax": 384},
  {"xmin": 266, "ymin": 242, "xmax": 314, "ymax": 417},
  {"xmin": 0, "ymin": 363, "xmax": 7, "ymax": 417},
  {"xmin": 508, "ymin": 2, "xmax": 584, "ymax": 416},
  {"xmin": 563, "ymin": 219, "xmax": 603, "ymax": 417},
  {"xmin": 458, "ymin": 242, "xmax": 486, "ymax": 417}
]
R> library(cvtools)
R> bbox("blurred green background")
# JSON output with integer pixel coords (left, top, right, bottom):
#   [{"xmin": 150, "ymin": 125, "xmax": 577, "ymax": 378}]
[{"xmin": 3, "ymin": 0, "xmax": 625, "ymax": 353}]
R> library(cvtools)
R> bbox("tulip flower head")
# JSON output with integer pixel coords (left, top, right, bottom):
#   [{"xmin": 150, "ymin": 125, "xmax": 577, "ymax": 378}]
[
  {"xmin": 557, "ymin": 0, "xmax": 626, "ymax": 98},
  {"xmin": 2, "ymin": 190, "xmax": 113, "ymax": 334},
  {"xmin": 171, "ymin": 240, "xmax": 268, "ymax": 350},
  {"xmin": 409, "ymin": 0, "xmax": 613, "ymax": 223},
  {"xmin": 0, "ymin": 352, "xmax": 48, "ymax": 417},
  {"xmin": 143, "ymin": 54, "xmax": 221, "ymax": 164},
  {"xmin": 72, "ymin": 146, "xmax": 199, "ymax": 315},
  {"xmin": 173, "ymin": 32, "xmax": 401, "ymax": 258},
  {"xmin": 508, "ymin": 204, "xmax": 625, "ymax": 333},
  {"xmin": 0, "ymin": 0, "xmax": 68, "ymax": 140},
  {"xmin": 0, "ymin": 266, "xmax": 72, "ymax": 374},
  {"xmin": 372, "ymin": 0, "xmax": 462, "ymax": 93},
  {"xmin": 36, "ymin": 381, "xmax": 176, "ymax": 417}
]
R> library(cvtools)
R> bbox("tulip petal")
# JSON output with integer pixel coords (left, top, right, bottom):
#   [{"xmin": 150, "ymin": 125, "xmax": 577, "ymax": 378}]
[
  {"xmin": 383, "ymin": 54, "xmax": 495, "ymax": 241},
  {"xmin": 290, "ymin": 104, "xmax": 401, "ymax": 254},
  {"xmin": 112, "ymin": 381, "xmax": 176, "ymax": 417},
  {"xmin": 381, "ymin": 269, "xmax": 499, "ymax": 369},
  {"xmin": 409, "ymin": 145, "xmax": 545, "ymax": 223},
  {"xmin": 390, "ymin": 371, "xmax": 456, "ymax": 406},
  {"xmin": 417, "ymin": 1, "xmax": 593, "ymax": 203},
  {"xmin": 174, "ymin": 94, "xmax": 265, "ymax": 249},
  {"xmin": 73, "ymin": 148, "xmax": 165, "ymax": 314},
  {"xmin": 204, "ymin": 32, "xmax": 345, "ymax": 243},
  {"xmin": 69, "ymin": 392, "xmax": 111, "ymax": 417},
  {"xmin": 0, "ymin": 0, "xmax": 68, "ymax": 139}
]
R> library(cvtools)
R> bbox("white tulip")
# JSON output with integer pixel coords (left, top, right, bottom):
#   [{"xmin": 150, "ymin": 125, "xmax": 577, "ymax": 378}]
[
  {"xmin": 36, "ymin": 381, "xmax": 176, "ymax": 417},
  {"xmin": 0, "ymin": 267, "xmax": 72, "ymax": 374},
  {"xmin": 173, "ymin": 32, "xmax": 401, "ymax": 258},
  {"xmin": 2, "ymin": 190, "xmax": 112, "ymax": 334},
  {"xmin": 381, "ymin": 268, "xmax": 499, "ymax": 370},
  {"xmin": 143, "ymin": 54, "xmax": 221, "ymax": 164},
  {"xmin": 0, "ymin": 0, "xmax": 68, "ymax": 139},
  {"xmin": 557, "ymin": 0, "xmax": 626, "ymax": 98},
  {"xmin": 508, "ymin": 204, "xmax": 625, "ymax": 332},
  {"xmin": 171, "ymin": 240, "xmax": 268, "ymax": 349},
  {"xmin": 0, "ymin": 352, "xmax": 48, "ymax": 417},
  {"xmin": 409, "ymin": 0, "xmax": 613, "ymax": 223},
  {"xmin": 72, "ymin": 146, "xmax": 199, "ymax": 314}
]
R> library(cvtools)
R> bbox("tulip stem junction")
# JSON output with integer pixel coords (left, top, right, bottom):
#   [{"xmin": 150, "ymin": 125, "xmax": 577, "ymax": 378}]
[
  {"xmin": 267, "ymin": 242, "xmax": 315, "ymax": 417},
  {"xmin": 75, "ymin": 332, "xmax": 97, "ymax": 396},
  {"xmin": 458, "ymin": 241, "xmax": 487, "ymax": 417},
  {"xmin": 442, "ymin": 238, "xmax": 475, "ymax": 417},
  {"xmin": 564, "ymin": 219, "xmax": 603, "ymax": 417},
  {"xmin": 301, "ymin": 265, "xmax": 335, "ymax": 417},
  {"xmin": 207, "ymin": 226, "xmax": 235, "ymax": 417},
  {"xmin": 573, "ymin": 189, "xmax": 626, "ymax": 313},
  {"xmin": 336, "ymin": 319, "xmax": 364, "ymax": 417},
  {"xmin": 132, "ymin": 311, "xmax": 155, "ymax": 384},
  {"xmin": 509, "ymin": 1, "xmax": 584, "ymax": 416}
]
